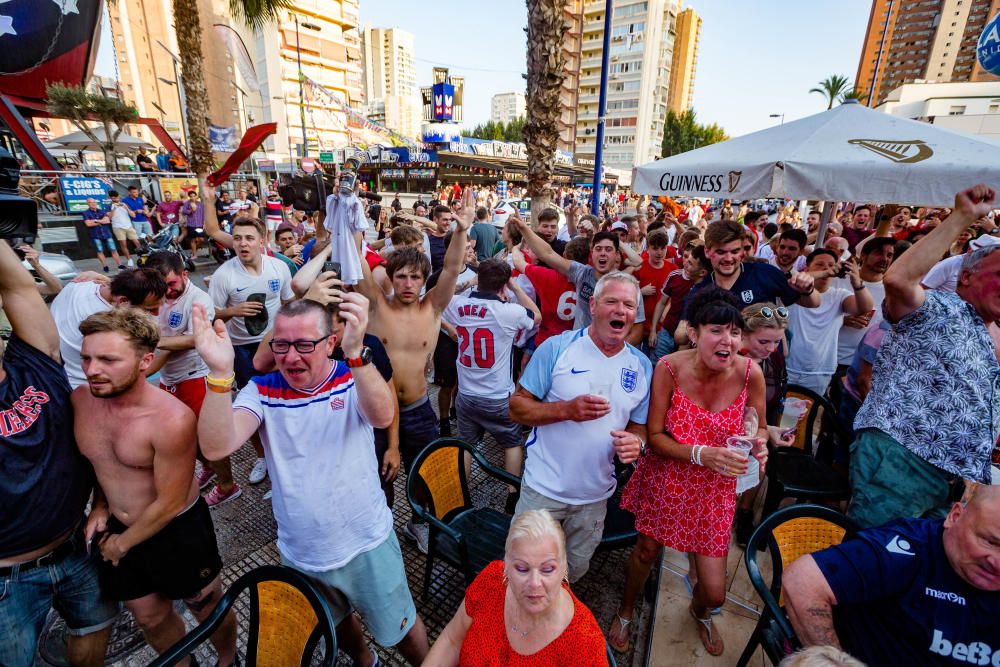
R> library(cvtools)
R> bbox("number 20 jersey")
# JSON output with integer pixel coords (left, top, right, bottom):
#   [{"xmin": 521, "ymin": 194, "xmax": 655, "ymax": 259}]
[{"xmin": 442, "ymin": 291, "xmax": 535, "ymax": 399}]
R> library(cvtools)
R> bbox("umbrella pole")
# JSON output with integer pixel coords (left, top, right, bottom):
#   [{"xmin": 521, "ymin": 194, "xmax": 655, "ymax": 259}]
[{"xmin": 816, "ymin": 201, "xmax": 835, "ymax": 248}]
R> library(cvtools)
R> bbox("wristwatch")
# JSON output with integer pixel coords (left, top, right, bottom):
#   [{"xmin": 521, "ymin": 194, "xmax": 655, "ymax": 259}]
[{"xmin": 344, "ymin": 346, "xmax": 373, "ymax": 368}]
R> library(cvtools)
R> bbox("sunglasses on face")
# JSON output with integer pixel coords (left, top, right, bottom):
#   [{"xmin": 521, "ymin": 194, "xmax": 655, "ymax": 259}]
[{"xmin": 268, "ymin": 335, "xmax": 331, "ymax": 354}]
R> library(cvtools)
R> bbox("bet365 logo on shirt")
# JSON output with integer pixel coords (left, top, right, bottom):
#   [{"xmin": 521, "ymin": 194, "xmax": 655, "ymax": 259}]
[{"xmin": 930, "ymin": 629, "xmax": 1000, "ymax": 665}]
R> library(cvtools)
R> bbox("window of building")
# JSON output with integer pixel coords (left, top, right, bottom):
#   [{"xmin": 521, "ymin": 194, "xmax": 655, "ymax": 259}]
[
  {"xmin": 989, "ymin": 104, "xmax": 999, "ymax": 113},
  {"xmin": 948, "ymin": 105, "xmax": 966, "ymax": 115}
]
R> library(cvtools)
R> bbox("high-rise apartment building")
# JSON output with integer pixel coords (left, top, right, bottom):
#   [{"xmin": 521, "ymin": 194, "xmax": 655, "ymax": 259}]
[
  {"xmin": 558, "ymin": 0, "xmax": 585, "ymax": 154},
  {"xmin": 575, "ymin": 0, "xmax": 678, "ymax": 168},
  {"xmin": 668, "ymin": 5, "xmax": 701, "ymax": 113},
  {"xmin": 490, "ymin": 92, "xmax": 527, "ymax": 123},
  {"xmin": 245, "ymin": 0, "xmax": 365, "ymax": 158},
  {"xmin": 362, "ymin": 27, "xmax": 421, "ymax": 139},
  {"xmin": 856, "ymin": 0, "xmax": 1000, "ymax": 107}
]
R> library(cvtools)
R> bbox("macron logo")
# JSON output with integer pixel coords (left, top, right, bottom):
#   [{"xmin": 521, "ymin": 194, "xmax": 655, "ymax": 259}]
[
  {"xmin": 929, "ymin": 629, "xmax": 998, "ymax": 665},
  {"xmin": 885, "ymin": 535, "xmax": 915, "ymax": 556},
  {"xmin": 925, "ymin": 587, "xmax": 966, "ymax": 606}
]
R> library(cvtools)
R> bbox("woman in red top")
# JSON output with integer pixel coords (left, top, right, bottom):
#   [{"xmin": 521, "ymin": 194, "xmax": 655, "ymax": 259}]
[
  {"xmin": 423, "ymin": 510, "xmax": 608, "ymax": 666},
  {"xmin": 608, "ymin": 287, "xmax": 768, "ymax": 656}
]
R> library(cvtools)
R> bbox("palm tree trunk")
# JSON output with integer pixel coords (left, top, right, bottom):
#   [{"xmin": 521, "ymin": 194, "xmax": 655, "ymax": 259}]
[
  {"xmin": 524, "ymin": 0, "xmax": 566, "ymax": 220},
  {"xmin": 172, "ymin": 0, "xmax": 213, "ymax": 176}
]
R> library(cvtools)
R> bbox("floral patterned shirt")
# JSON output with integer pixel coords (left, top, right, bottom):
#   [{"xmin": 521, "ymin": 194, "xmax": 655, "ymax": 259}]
[{"xmin": 855, "ymin": 290, "xmax": 1000, "ymax": 483}]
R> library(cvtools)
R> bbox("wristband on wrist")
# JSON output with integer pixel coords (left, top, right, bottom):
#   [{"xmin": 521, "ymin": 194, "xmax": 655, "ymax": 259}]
[{"xmin": 206, "ymin": 373, "xmax": 235, "ymax": 393}]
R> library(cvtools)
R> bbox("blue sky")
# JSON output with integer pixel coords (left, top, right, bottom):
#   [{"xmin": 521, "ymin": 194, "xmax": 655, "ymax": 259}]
[{"xmin": 96, "ymin": 0, "xmax": 873, "ymax": 138}]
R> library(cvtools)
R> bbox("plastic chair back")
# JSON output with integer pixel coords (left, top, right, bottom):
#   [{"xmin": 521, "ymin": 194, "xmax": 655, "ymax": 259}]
[
  {"xmin": 411, "ymin": 440, "xmax": 473, "ymax": 521},
  {"xmin": 149, "ymin": 565, "xmax": 336, "ymax": 667},
  {"xmin": 744, "ymin": 505, "xmax": 859, "ymax": 654}
]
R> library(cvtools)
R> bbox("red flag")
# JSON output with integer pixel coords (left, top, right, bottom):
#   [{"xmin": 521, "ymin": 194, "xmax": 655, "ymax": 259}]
[{"xmin": 207, "ymin": 123, "xmax": 278, "ymax": 186}]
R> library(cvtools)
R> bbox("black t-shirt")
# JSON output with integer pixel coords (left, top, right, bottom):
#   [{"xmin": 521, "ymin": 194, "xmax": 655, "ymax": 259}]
[
  {"xmin": 427, "ymin": 234, "xmax": 447, "ymax": 274},
  {"xmin": 333, "ymin": 334, "xmax": 392, "ymax": 450},
  {"xmin": 0, "ymin": 336, "xmax": 94, "ymax": 558},
  {"xmin": 216, "ymin": 199, "xmax": 234, "ymax": 224},
  {"xmin": 814, "ymin": 518, "xmax": 1000, "ymax": 666},
  {"xmin": 683, "ymin": 261, "xmax": 803, "ymax": 318}
]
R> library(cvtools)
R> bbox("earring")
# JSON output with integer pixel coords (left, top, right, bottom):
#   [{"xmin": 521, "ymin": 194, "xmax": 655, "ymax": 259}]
[{"xmin": 502, "ymin": 572, "xmax": 509, "ymax": 587}]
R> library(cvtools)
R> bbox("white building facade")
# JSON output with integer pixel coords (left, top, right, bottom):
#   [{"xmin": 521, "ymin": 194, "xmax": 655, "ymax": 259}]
[
  {"xmin": 362, "ymin": 27, "xmax": 422, "ymax": 139},
  {"xmin": 490, "ymin": 92, "xmax": 526, "ymax": 123},
  {"xmin": 876, "ymin": 80, "xmax": 1000, "ymax": 143}
]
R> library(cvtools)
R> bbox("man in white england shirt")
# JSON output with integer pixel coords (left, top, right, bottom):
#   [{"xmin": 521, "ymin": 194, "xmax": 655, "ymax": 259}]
[
  {"xmin": 144, "ymin": 251, "xmax": 241, "ymax": 508},
  {"xmin": 194, "ymin": 295, "xmax": 429, "ymax": 666}
]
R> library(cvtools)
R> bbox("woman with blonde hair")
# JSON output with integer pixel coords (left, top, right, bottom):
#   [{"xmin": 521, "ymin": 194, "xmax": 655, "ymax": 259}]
[{"xmin": 423, "ymin": 510, "xmax": 608, "ymax": 666}]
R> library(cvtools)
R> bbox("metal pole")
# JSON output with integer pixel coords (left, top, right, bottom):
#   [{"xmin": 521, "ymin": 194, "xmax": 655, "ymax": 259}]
[
  {"xmin": 867, "ymin": 0, "xmax": 893, "ymax": 107},
  {"xmin": 591, "ymin": 0, "xmax": 613, "ymax": 215},
  {"xmin": 295, "ymin": 14, "xmax": 308, "ymax": 159}
]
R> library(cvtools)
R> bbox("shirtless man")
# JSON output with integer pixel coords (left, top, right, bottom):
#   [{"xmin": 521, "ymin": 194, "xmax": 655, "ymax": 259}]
[
  {"xmin": 73, "ymin": 309, "xmax": 237, "ymax": 666},
  {"xmin": 356, "ymin": 186, "xmax": 473, "ymax": 552}
]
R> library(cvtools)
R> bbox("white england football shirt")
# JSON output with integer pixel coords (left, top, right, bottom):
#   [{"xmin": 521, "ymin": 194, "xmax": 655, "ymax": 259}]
[
  {"xmin": 518, "ymin": 328, "xmax": 652, "ymax": 505},
  {"xmin": 157, "ymin": 280, "xmax": 215, "ymax": 386},
  {"xmin": 208, "ymin": 255, "xmax": 293, "ymax": 345},
  {"xmin": 233, "ymin": 362, "xmax": 393, "ymax": 570},
  {"xmin": 50, "ymin": 281, "xmax": 112, "ymax": 389},
  {"xmin": 443, "ymin": 292, "xmax": 535, "ymax": 399}
]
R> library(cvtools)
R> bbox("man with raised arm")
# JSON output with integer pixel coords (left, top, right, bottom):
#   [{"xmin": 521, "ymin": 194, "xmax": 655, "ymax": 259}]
[
  {"xmin": 349, "ymin": 186, "xmax": 474, "ymax": 553},
  {"xmin": 193, "ymin": 295, "xmax": 429, "ymax": 666},
  {"xmin": 0, "ymin": 240, "xmax": 116, "ymax": 666},
  {"xmin": 849, "ymin": 184, "xmax": 1000, "ymax": 528}
]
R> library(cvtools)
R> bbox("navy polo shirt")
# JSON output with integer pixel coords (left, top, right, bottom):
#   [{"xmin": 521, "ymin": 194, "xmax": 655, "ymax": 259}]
[
  {"xmin": 812, "ymin": 518, "xmax": 1000, "ymax": 666},
  {"xmin": 683, "ymin": 261, "xmax": 803, "ymax": 317}
]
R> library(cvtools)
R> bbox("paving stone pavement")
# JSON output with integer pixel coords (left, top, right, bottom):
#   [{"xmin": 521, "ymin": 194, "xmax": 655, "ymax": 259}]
[{"xmin": 37, "ymin": 382, "xmax": 654, "ymax": 667}]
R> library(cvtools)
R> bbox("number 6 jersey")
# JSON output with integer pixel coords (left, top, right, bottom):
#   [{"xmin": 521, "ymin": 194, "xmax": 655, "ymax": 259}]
[{"xmin": 442, "ymin": 291, "xmax": 535, "ymax": 399}]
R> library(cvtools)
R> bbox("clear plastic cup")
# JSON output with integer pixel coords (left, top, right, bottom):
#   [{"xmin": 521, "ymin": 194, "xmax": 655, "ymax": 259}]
[
  {"xmin": 589, "ymin": 379, "xmax": 613, "ymax": 401},
  {"xmin": 726, "ymin": 435, "xmax": 759, "ymax": 494}
]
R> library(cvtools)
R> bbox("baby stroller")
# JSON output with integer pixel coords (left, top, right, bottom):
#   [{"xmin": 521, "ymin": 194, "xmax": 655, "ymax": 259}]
[{"xmin": 139, "ymin": 223, "xmax": 196, "ymax": 272}]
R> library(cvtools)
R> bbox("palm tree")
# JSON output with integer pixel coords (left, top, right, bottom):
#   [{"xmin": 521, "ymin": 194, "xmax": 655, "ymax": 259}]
[
  {"xmin": 46, "ymin": 83, "xmax": 139, "ymax": 170},
  {"xmin": 840, "ymin": 88, "xmax": 866, "ymax": 104},
  {"xmin": 524, "ymin": 0, "xmax": 566, "ymax": 219},
  {"xmin": 810, "ymin": 75, "xmax": 852, "ymax": 110},
  {"xmin": 172, "ymin": 0, "xmax": 291, "ymax": 176}
]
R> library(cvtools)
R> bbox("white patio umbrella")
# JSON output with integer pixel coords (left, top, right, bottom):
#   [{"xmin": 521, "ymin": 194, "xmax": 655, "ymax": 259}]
[
  {"xmin": 49, "ymin": 127, "xmax": 155, "ymax": 152},
  {"xmin": 632, "ymin": 100, "xmax": 1000, "ymax": 207}
]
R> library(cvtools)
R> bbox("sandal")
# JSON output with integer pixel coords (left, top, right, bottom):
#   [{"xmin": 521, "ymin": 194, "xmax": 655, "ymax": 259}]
[
  {"xmin": 689, "ymin": 605, "xmax": 724, "ymax": 656},
  {"xmin": 607, "ymin": 612, "xmax": 632, "ymax": 653}
]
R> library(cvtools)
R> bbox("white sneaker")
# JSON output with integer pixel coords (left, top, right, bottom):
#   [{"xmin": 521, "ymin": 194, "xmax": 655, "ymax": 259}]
[
  {"xmin": 402, "ymin": 520, "xmax": 430, "ymax": 554},
  {"xmin": 249, "ymin": 458, "xmax": 268, "ymax": 484}
]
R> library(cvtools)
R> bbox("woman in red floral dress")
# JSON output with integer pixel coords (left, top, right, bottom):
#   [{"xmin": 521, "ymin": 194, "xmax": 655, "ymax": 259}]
[{"xmin": 608, "ymin": 287, "xmax": 768, "ymax": 656}]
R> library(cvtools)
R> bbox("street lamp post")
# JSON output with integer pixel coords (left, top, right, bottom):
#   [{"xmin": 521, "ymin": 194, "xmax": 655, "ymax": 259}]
[
  {"xmin": 273, "ymin": 95, "xmax": 295, "ymax": 177},
  {"xmin": 591, "ymin": 0, "xmax": 614, "ymax": 215},
  {"xmin": 769, "ymin": 113, "xmax": 785, "ymax": 125},
  {"xmin": 156, "ymin": 41, "xmax": 190, "ymax": 150}
]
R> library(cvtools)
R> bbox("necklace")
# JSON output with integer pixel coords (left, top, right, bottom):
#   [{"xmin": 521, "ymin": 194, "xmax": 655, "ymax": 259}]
[{"xmin": 510, "ymin": 623, "xmax": 532, "ymax": 638}]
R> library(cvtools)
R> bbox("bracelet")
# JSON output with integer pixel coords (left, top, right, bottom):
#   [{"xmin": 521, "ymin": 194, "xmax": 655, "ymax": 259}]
[
  {"xmin": 206, "ymin": 373, "xmax": 236, "ymax": 387},
  {"xmin": 852, "ymin": 282, "xmax": 865, "ymax": 290},
  {"xmin": 690, "ymin": 445, "xmax": 705, "ymax": 466},
  {"xmin": 207, "ymin": 382, "xmax": 233, "ymax": 394}
]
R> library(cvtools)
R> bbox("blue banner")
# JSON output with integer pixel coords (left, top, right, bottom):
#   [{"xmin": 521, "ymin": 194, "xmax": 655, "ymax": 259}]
[
  {"xmin": 59, "ymin": 176, "xmax": 110, "ymax": 213},
  {"xmin": 432, "ymin": 82, "xmax": 455, "ymax": 121},
  {"xmin": 383, "ymin": 147, "xmax": 438, "ymax": 163},
  {"xmin": 209, "ymin": 124, "xmax": 238, "ymax": 152}
]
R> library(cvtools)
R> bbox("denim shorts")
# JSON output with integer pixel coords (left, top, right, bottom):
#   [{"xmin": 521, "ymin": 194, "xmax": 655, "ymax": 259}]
[
  {"xmin": 90, "ymin": 236, "xmax": 116, "ymax": 255},
  {"xmin": 233, "ymin": 341, "xmax": 265, "ymax": 389},
  {"xmin": 0, "ymin": 531, "xmax": 119, "ymax": 667},
  {"xmin": 281, "ymin": 532, "xmax": 416, "ymax": 647}
]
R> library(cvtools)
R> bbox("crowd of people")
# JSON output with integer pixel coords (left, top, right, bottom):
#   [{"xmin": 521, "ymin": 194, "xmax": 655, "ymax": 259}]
[{"xmin": 1, "ymin": 173, "xmax": 998, "ymax": 666}]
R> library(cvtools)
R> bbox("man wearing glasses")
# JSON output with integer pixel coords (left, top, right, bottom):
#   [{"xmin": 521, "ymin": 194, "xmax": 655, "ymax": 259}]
[{"xmin": 193, "ymin": 295, "xmax": 429, "ymax": 666}]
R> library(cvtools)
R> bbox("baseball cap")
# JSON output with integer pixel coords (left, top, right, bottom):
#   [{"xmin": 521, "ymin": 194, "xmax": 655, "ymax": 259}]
[
  {"xmin": 969, "ymin": 234, "xmax": 1000, "ymax": 251},
  {"xmin": 610, "ymin": 221, "xmax": 628, "ymax": 232}
]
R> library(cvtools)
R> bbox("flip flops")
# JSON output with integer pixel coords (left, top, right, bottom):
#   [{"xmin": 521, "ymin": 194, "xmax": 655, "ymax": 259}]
[
  {"xmin": 689, "ymin": 605, "xmax": 725, "ymax": 656},
  {"xmin": 607, "ymin": 612, "xmax": 633, "ymax": 653}
]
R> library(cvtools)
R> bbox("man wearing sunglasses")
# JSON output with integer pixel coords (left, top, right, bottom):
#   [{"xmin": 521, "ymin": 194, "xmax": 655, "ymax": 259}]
[{"xmin": 194, "ymin": 294, "xmax": 430, "ymax": 666}]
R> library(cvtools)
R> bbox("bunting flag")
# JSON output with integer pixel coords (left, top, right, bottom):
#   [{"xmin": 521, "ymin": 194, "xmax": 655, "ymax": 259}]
[
  {"xmin": 300, "ymin": 74, "xmax": 417, "ymax": 148},
  {"xmin": 207, "ymin": 122, "xmax": 277, "ymax": 186}
]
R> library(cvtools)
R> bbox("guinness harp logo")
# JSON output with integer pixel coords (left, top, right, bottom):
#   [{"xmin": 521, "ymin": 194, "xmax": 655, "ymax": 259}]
[
  {"xmin": 727, "ymin": 170, "xmax": 742, "ymax": 192},
  {"xmin": 848, "ymin": 139, "xmax": 934, "ymax": 164}
]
